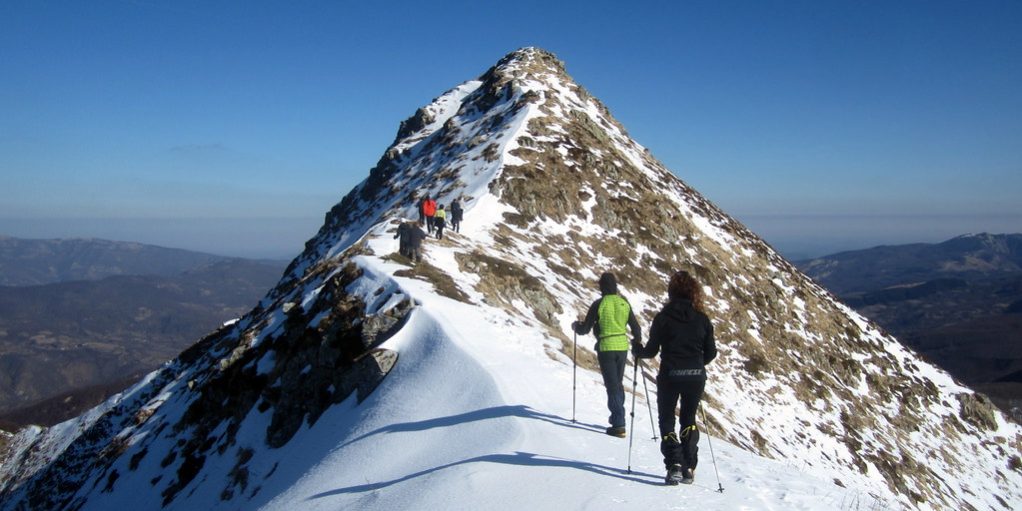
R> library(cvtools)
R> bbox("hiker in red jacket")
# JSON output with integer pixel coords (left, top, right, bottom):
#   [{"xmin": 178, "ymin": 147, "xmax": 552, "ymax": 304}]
[{"xmin": 422, "ymin": 196, "xmax": 438, "ymax": 235}]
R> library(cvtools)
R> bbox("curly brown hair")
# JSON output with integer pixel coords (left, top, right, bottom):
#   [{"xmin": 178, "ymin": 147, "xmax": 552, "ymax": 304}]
[{"xmin": 667, "ymin": 270, "xmax": 704, "ymax": 312}]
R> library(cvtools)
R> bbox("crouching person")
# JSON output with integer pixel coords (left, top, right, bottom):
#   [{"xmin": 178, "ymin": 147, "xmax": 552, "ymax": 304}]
[
  {"xmin": 394, "ymin": 220, "xmax": 411, "ymax": 258},
  {"xmin": 406, "ymin": 222, "xmax": 427, "ymax": 263}
]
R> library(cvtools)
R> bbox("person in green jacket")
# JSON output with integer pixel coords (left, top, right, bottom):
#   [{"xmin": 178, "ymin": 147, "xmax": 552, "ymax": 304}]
[
  {"xmin": 434, "ymin": 204, "xmax": 447, "ymax": 240},
  {"xmin": 572, "ymin": 272, "xmax": 641, "ymax": 437}
]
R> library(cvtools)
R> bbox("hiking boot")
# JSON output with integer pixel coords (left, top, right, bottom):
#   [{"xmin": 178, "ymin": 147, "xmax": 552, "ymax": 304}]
[
  {"xmin": 665, "ymin": 464, "xmax": 683, "ymax": 485},
  {"xmin": 681, "ymin": 468, "xmax": 695, "ymax": 485},
  {"xmin": 605, "ymin": 426, "xmax": 626, "ymax": 438}
]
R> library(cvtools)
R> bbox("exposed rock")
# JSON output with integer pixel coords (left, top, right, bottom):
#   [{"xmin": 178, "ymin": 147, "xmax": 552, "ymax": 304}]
[
  {"xmin": 959, "ymin": 392, "xmax": 999, "ymax": 431},
  {"xmin": 361, "ymin": 301, "xmax": 414, "ymax": 349},
  {"xmin": 396, "ymin": 107, "xmax": 435, "ymax": 142}
]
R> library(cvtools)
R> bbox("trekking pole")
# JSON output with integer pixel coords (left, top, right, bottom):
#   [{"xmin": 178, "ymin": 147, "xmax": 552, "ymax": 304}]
[
  {"xmin": 626, "ymin": 355, "xmax": 639, "ymax": 474},
  {"xmin": 636, "ymin": 358, "xmax": 658, "ymax": 440},
  {"xmin": 571, "ymin": 330, "xmax": 577, "ymax": 423},
  {"xmin": 700, "ymin": 403, "xmax": 724, "ymax": 493}
]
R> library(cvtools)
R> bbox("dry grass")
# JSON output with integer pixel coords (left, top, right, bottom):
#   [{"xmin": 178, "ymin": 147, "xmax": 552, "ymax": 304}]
[
  {"xmin": 393, "ymin": 260, "xmax": 470, "ymax": 303},
  {"xmin": 552, "ymin": 334, "xmax": 600, "ymax": 373},
  {"xmin": 456, "ymin": 251, "xmax": 562, "ymax": 328}
]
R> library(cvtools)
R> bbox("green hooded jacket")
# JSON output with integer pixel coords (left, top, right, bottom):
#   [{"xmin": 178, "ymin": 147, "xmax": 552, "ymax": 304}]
[{"xmin": 575, "ymin": 294, "xmax": 641, "ymax": 352}]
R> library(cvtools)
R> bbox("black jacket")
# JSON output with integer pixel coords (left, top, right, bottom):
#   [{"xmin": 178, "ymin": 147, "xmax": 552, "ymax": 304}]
[
  {"xmin": 451, "ymin": 201, "xmax": 464, "ymax": 222},
  {"xmin": 406, "ymin": 224, "xmax": 427, "ymax": 248},
  {"xmin": 635, "ymin": 299, "xmax": 716, "ymax": 379},
  {"xmin": 394, "ymin": 222, "xmax": 410, "ymax": 243}
]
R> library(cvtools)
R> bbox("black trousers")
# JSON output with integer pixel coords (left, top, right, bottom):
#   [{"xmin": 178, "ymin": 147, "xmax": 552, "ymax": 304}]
[{"xmin": 657, "ymin": 376, "xmax": 705, "ymax": 470}]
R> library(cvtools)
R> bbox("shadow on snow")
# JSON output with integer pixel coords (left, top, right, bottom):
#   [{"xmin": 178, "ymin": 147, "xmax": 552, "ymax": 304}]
[
  {"xmin": 310, "ymin": 404, "xmax": 661, "ymax": 499},
  {"xmin": 309, "ymin": 450, "xmax": 660, "ymax": 499},
  {"xmin": 340, "ymin": 404, "xmax": 605, "ymax": 448}
]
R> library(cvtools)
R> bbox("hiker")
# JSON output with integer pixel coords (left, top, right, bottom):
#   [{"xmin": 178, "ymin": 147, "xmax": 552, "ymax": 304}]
[
  {"xmin": 422, "ymin": 196, "xmax": 437, "ymax": 234},
  {"xmin": 434, "ymin": 204, "xmax": 447, "ymax": 240},
  {"xmin": 572, "ymin": 272, "xmax": 641, "ymax": 438},
  {"xmin": 393, "ymin": 220, "xmax": 412, "ymax": 258},
  {"xmin": 405, "ymin": 222, "xmax": 427, "ymax": 263},
  {"xmin": 632, "ymin": 270, "xmax": 717, "ymax": 485},
  {"xmin": 450, "ymin": 198, "xmax": 463, "ymax": 233}
]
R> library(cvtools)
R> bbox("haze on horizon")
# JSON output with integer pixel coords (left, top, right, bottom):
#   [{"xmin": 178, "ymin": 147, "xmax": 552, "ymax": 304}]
[{"xmin": 2, "ymin": 1, "xmax": 1019, "ymax": 260}]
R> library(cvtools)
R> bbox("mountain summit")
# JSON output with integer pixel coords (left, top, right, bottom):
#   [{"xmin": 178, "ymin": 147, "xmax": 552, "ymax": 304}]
[{"xmin": 1, "ymin": 47, "xmax": 1019, "ymax": 510}]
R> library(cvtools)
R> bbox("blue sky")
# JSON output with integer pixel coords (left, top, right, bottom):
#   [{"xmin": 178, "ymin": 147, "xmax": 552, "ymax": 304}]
[{"xmin": 2, "ymin": 0, "xmax": 1020, "ymax": 259}]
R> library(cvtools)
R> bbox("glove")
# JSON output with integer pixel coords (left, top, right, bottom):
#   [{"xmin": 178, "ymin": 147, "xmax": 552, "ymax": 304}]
[
  {"xmin": 571, "ymin": 320, "xmax": 581, "ymax": 333},
  {"xmin": 631, "ymin": 339, "xmax": 642, "ymax": 358}
]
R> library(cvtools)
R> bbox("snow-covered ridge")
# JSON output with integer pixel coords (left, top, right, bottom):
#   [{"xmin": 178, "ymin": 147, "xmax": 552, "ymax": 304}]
[{"xmin": 1, "ymin": 47, "xmax": 1019, "ymax": 511}]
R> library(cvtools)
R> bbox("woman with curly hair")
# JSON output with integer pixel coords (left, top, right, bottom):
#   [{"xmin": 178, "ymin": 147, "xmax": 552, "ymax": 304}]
[{"xmin": 633, "ymin": 270, "xmax": 717, "ymax": 485}]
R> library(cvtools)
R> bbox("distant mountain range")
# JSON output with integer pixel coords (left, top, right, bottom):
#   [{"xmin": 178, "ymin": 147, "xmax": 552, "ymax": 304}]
[
  {"xmin": 797, "ymin": 233, "xmax": 1022, "ymax": 417},
  {"xmin": 798, "ymin": 232, "xmax": 1022, "ymax": 294},
  {"xmin": 0, "ymin": 237, "xmax": 287, "ymax": 428},
  {"xmin": 0, "ymin": 236, "xmax": 272, "ymax": 286}
]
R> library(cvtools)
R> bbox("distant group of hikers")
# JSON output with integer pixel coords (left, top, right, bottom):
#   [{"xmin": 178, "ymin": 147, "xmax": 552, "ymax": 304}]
[
  {"xmin": 573, "ymin": 270, "xmax": 717, "ymax": 486},
  {"xmin": 418, "ymin": 195, "xmax": 463, "ymax": 239},
  {"xmin": 393, "ymin": 195, "xmax": 464, "ymax": 262}
]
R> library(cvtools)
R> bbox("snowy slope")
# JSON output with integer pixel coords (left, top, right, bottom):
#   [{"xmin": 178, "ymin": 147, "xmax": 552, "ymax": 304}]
[{"xmin": 1, "ymin": 47, "xmax": 1019, "ymax": 511}]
